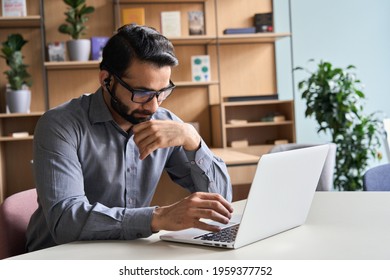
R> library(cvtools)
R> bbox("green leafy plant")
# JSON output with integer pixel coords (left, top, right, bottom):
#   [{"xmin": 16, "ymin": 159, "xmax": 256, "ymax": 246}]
[
  {"xmin": 1, "ymin": 33, "xmax": 32, "ymax": 90},
  {"xmin": 58, "ymin": 0, "xmax": 95, "ymax": 40},
  {"xmin": 296, "ymin": 60, "xmax": 383, "ymax": 191}
]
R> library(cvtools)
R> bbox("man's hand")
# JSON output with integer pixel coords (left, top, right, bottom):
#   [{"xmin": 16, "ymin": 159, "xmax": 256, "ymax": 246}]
[
  {"xmin": 132, "ymin": 120, "xmax": 201, "ymax": 160},
  {"xmin": 151, "ymin": 192, "xmax": 234, "ymax": 233}
]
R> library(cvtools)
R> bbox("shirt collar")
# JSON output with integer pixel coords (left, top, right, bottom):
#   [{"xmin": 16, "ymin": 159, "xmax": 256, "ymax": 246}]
[{"xmin": 89, "ymin": 87, "xmax": 114, "ymax": 124}]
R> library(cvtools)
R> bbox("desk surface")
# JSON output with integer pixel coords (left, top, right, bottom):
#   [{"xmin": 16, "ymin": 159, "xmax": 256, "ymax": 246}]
[
  {"xmin": 9, "ymin": 192, "xmax": 390, "ymax": 260},
  {"xmin": 211, "ymin": 148, "xmax": 260, "ymax": 165}
]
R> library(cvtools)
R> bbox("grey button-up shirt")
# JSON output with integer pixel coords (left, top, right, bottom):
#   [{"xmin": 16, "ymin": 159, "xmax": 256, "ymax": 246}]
[{"xmin": 26, "ymin": 88, "xmax": 232, "ymax": 252}]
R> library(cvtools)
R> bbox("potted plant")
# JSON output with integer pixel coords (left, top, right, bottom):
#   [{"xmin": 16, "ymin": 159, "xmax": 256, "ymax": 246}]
[
  {"xmin": 295, "ymin": 60, "xmax": 383, "ymax": 191},
  {"xmin": 1, "ymin": 33, "xmax": 32, "ymax": 113},
  {"xmin": 58, "ymin": 0, "xmax": 95, "ymax": 61}
]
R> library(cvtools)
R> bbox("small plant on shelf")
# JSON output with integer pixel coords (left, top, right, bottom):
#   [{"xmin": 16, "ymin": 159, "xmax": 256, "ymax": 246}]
[
  {"xmin": 58, "ymin": 0, "xmax": 95, "ymax": 61},
  {"xmin": 58, "ymin": 0, "xmax": 95, "ymax": 40},
  {"xmin": 1, "ymin": 33, "xmax": 31, "ymax": 90},
  {"xmin": 295, "ymin": 60, "xmax": 384, "ymax": 191}
]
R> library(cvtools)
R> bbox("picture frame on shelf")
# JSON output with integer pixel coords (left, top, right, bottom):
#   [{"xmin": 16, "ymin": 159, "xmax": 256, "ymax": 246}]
[
  {"xmin": 47, "ymin": 42, "xmax": 66, "ymax": 62},
  {"xmin": 1, "ymin": 0, "xmax": 26, "ymax": 16},
  {"xmin": 121, "ymin": 7, "xmax": 145, "ymax": 26},
  {"xmin": 191, "ymin": 55, "xmax": 211, "ymax": 82},
  {"xmin": 188, "ymin": 11, "xmax": 204, "ymax": 35},
  {"xmin": 91, "ymin": 36, "xmax": 109, "ymax": 61},
  {"xmin": 254, "ymin": 12, "xmax": 273, "ymax": 33}
]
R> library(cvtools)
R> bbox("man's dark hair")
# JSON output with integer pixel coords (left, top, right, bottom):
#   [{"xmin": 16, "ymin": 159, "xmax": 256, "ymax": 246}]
[{"xmin": 100, "ymin": 24, "xmax": 178, "ymax": 76}]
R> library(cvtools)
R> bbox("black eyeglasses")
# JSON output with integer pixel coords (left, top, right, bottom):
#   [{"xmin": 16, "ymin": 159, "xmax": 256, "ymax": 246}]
[{"xmin": 112, "ymin": 73, "xmax": 176, "ymax": 104}]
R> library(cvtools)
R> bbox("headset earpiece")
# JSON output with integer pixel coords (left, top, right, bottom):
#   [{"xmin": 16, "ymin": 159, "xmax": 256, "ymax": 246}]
[{"xmin": 104, "ymin": 78, "xmax": 111, "ymax": 87}]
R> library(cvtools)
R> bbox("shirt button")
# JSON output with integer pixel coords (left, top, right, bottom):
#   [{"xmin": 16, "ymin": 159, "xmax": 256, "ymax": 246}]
[
  {"xmin": 190, "ymin": 160, "xmax": 196, "ymax": 165},
  {"xmin": 127, "ymin": 168, "xmax": 130, "ymax": 172}
]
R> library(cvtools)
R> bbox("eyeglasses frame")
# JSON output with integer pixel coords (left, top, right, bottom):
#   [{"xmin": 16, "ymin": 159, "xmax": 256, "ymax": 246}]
[{"xmin": 111, "ymin": 72, "xmax": 176, "ymax": 104}]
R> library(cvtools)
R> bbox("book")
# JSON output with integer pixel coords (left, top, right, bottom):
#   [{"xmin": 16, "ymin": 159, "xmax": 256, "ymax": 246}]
[
  {"xmin": 91, "ymin": 36, "xmax": 109, "ymax": 61},
  {"xmin": 161, "ymin": 11, "xmax": 181, "ymax": 37},
  {"xmin": 226, "ymin": 94, "xmax": 279, "ymax": 102},
  {"xmin": 273, "ymin": 115, "xmax": 286, "ymax": 122},
  {"xmin": 223, "ymin": 27, "xmax": 256, "ymax": 35},
  {"xmin": 261, "ymin": 112, "xmax": 285, "ymax": 122},
  {"xmin": 2, "ymin": 0, "xmax": 26, "ymax": 16},
  {"xmin": 47, "ymin": 42, "xmax": 66, "ymax": 62},
  {"xmin": 121, "ymin": 7, "xmax": 145, "ymax": 26},
  {"xmin": 191, "ymin": 55, "xmax": 210, "ymax": 82},
  {"xmin": 9, "ymin": 131, "xmax": 29, "ymax": 138},
  {"xmin": 188, "ymin": 11, "xmax": 204, "ymax": 35},
  {"xmin": 228, "ymin": 119, "xmax": 248, "ymax": 125}
]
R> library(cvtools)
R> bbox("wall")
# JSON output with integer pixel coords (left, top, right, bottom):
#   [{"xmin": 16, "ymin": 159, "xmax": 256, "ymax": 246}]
[{"xmin": 275, "ymin": 0, "xmax": 390, "ymax": 167}]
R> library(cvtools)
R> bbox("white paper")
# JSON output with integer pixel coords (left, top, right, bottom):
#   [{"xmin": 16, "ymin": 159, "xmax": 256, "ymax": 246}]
[
  {"xmin": 161, "ymin": 11, "xmax": 181, "ymax": 37},
  {"xmin": 2, "ymin": 0, "xmax": 27, "ymax": 16}
]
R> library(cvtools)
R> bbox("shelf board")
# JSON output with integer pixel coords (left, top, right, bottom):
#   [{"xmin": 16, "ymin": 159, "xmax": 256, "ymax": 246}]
[
  {"xmin": 175, "ymin": 81, "xmax": 219, "ymax": 87},
  {"xmin": 218, "ymin": 32, "xmax": 291, "ymax": 44},
  {"xmin": 169, "ymin": 33, "xmax": 291, "ymax": 45},
  {"xmin": 169, "ymin": 35, "xmax": 217, "ymax": 45},
  {"xmin": 117, "ymin": 0, "xmax": 207, "ymax": 3},
  {"xmin": 45, "ymin": 61, "xmax": 101, "ymax": 70},
  {"xmin": 0, "ymin": 135, "xmax": 34, "ymax": 142},
  {"xmin": 223, "ymin": 99, "xmax": 293, "ymax": 107},
  {"xmin": 0, "ymin": 112, "xmax": 44, "ymax": 118},
  {"xmin": 225, "ymin": 120, "xmax": 294, "ymax": 128},
  {"xmin": 0, "ymin": 16, "xmax": 41, "ymax": 28}
]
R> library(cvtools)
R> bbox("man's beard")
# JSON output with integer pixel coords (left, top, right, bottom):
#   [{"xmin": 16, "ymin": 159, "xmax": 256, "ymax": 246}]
[{"xmin": 110, "ymin": 96, "xmax": 153, "ymax": 124}]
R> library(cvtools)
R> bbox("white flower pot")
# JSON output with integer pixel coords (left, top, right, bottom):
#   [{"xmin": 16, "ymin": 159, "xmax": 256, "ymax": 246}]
[
  {"xmin": 6, "ymin": 89, "xmax": 31, "ymax": 113},
  {"xmin": 66, "ymin": 39, "xmax": 91, "ymax": 61}
]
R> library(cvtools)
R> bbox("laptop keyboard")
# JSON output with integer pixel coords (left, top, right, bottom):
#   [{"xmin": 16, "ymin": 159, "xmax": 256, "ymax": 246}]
[{"xmin": 194, "ymin": 224, "xmax": 239, "ymax": 243}]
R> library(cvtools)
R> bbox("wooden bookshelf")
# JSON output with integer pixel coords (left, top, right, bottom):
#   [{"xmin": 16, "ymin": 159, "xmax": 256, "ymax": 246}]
[{"xmin": 0, "ymin": 0, "xmax": 294, "ymax": 203}]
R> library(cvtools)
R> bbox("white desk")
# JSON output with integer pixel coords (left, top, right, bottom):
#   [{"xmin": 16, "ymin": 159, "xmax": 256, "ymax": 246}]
[{"xmin": 9, "ymin": 192, "xmax": 390, "ymax": 260}]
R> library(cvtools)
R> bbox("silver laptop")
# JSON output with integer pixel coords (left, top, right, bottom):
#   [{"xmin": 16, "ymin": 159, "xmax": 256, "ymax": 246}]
[{"xmin": 160, "ymin": 144, "xmax": 329, "ymax": 249}]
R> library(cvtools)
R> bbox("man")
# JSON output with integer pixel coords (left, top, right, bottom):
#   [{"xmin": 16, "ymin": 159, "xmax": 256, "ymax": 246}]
[{"xmin": 26, "ymin": 25, "xmax": 232, "ymax": 252}]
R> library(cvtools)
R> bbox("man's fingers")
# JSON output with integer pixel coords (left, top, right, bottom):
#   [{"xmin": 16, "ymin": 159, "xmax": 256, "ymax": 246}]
[
  {"xmin": 138, "ymin": 140, "xmax": 159, "ymax": 160},
  {"xmin": 194, "ymin": 220, "xmax": 222, "ymax": 233},
  {"xmin": 151, "ymin": 192, "xmax": 233, "ymax": 232},
  {"xmin": 190, "ymin": 192, "xmax": 234, "ymax": 214},
  {"xmin": 191, "ymin": 208, "xmax": 230, "ymax": 225},
  {"xmin": 132, "ymin": 121, "xmax": 175, "ymax": 159},
  {"xmin": 184, "ymin": 193, "xmax": 233, "ymax": 225},
  {"xmin": 190, "ymin": 200, "xmax": 232, "ymax": 221}
]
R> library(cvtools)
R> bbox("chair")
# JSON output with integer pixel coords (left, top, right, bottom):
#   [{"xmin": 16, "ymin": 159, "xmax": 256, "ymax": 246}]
[
  {"xmin": 383, "ymin": 118, "xmax": 390, "ymax": 161},
  {"xmin": 363, "ymin": 164, "xmax": 390, "ymax": 191},
  {"xmin": 0, "ymin": 188, "xmax": 38, "ymax": 259},
  {"xmin": 269, "ymin": 143, "xmax": 337, "ymax": 191}
]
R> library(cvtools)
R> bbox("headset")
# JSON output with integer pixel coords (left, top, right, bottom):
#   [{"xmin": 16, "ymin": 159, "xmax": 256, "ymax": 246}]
[
  {"xmin": 103, "ymin": 76, "xmax": 119, "ymax": 104},
  {"xmin": 103, "ymin": 75, "xmax": 139, "ymax": 123},
  {"xmin": 102, "ymin": 72, "xmax": 145, "ymax": 124},
  {"xmin": 104, "ymin": 77, "xmax": 111, "ymax": 91}
]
